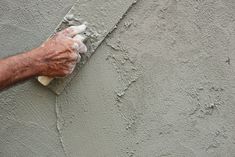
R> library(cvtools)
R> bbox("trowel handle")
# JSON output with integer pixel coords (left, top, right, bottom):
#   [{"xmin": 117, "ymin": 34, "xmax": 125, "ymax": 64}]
[{"xmin": 37, "ymin": 76, "xmax": 54, "ymax": 86}]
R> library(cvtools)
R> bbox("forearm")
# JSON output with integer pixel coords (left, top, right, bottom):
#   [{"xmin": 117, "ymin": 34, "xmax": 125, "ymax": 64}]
[
  {"xmin": 0, "ymin": 25, "xmax": 87, "ymax": 91},
  {"xmin": 0, "ymin": 49, "xmax": 42, "ymax": 90}
]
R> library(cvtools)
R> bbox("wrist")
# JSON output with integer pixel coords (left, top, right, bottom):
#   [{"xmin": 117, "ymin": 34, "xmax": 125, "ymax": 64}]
[{"xmin": 23, "ymin": 48, "xmax": 45, "ymax": 76}]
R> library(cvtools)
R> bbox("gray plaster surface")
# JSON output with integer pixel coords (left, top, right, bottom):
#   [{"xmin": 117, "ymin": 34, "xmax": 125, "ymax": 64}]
[
  {"xmin": 1, "ymin": 0, "xmax": 235, "ymax": 157},
  {"xmin": 48, "ymin": 0, "xmax": 138, "ymax": 94},
  {"xmin": 0, "ymin": 0, "xmax": 75, "ymax": 156}
]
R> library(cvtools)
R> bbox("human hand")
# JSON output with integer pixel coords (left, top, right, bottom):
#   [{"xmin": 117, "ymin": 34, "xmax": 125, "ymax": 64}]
[{"xmin": 35, "ymin": 24, "xmax": 87, "ymax": 77}]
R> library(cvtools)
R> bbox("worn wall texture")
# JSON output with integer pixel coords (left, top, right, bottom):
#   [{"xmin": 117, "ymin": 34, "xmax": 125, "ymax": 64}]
[
  {"xmin": 0, "ymin": 0, "xmax": 235, "ymax": 157},
  {"xmin": 0, "ymin": 0, "xmax": 75, "ymax": 156}
]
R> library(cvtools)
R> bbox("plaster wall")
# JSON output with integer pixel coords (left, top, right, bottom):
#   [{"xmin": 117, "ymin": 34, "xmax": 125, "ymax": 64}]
[
  {"xmin": 1, "ymin": 0, "xmax": 235, "ymax": 157},
  {"xmin": 0, "ymin": 0, "xmax": 75, "ymax": 156}
]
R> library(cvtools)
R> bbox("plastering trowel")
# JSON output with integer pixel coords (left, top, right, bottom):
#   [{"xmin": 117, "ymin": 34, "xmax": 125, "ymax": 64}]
[{"xmin": 37, "ymin": 0, "xmax": 138, "ymax": 95}]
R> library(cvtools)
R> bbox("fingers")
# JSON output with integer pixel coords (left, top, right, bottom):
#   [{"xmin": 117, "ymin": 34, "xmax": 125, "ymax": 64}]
[
  {"xmin": 60, "ymin": 24, "xmax": 87, "ymax": 37},
  {"xmin": 72, "ymin": 42, "xmax": 87, "ymax": 54},
  {"xmin": 53, "ymin": 51, "xmax": 78, "ymax": 62},
  {"xmin": 67, "ymin": 54, "xmax": 81, "ymax": 74},
  {"xmin": 57, "ymin": 25, "xmax": 88, "ymax": 57},
  {"xmin": 77, "ymin": 53, "xmax": 81, "ymax": 63},
  {"xmin": 73, "ymin": 34, "xmax": 86, "ymax": 42},
  {"xmin": 70, "ymin": 52, "xmax": 80, "ymax": 61},
  {"xmin": 69, "ymin": 52, "xmax": 81, "ymax": 62},
  {"xmin": 60, "ymin": 25, "xmax": 88, "ymax": 54},
  {"xmin": 79, "ymin": 42, "xmax": 87, "ymax": 54},
  {"xmin": 72, "ymin": 35, "xmax": 87, "ymax": 54}
]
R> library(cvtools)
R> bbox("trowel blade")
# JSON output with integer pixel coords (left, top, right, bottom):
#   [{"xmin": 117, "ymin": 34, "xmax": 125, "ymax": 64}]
[{"xmin": 41, "ymin": 0, "xmax": 138, "ymax": 95}]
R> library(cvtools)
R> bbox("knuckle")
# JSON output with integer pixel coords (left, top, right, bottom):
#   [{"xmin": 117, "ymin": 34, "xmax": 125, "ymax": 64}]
[
  {"xmin": 81, "ymin": 44, "xmax": 87, "ymax": 53},
  {"xmin": 67, "ymin": 70, "xmax": 72, "ymax": 75},
  {"xmin": 64, "ymin": 27, "xmax": 73, "ymax": 34},
  {"xmin": 72, "ymin": 40, "xmax": 87, "ymax": 54},
  {"xmin": 78, "ymin": 43, "xmax": 87, "ymax": 53},
  {"xmin": 61, "ymin": 62, "xmax": 76, "ymax": 76},
  {"xmin": 63, "ymin": 68, "xmax": 72, "ymax": 76},
  {"xmin": 59, "ymin": 70, "xmax": 68, "ymax": 77},
  {"xmin": 71, "ymin": 42, "xmax": 79, "ymax": 51},
  {"xmin": 70, "ymin": 53, "xmax": 78, "ymax": 60},
  {"xmin": 63, "ymin": 71, "xmax": 70, "ymax": 76}
]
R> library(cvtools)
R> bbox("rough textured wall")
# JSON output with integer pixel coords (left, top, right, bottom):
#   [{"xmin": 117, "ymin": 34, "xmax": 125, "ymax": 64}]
[
  {"xmin": 0, "ymin": 0, "xmax": 75, "ymax": 156},
  {"xmin": 1, "ymin": 0, "xmax": 235, "ymax": 157},
  {"xmin": 57, "ymin": 0, "xmax": 235, "ymax": 156}
]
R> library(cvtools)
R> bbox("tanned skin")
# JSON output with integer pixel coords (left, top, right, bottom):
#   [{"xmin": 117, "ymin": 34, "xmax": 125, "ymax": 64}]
[{"xmin": 0, "ymin": 25, "xmax": 87, "ymax": 91}]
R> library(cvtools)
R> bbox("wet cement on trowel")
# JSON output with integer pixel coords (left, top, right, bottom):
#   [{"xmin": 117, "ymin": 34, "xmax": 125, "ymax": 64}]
[{"xmin": 1, "ymin": 0, "xmax": 235, "ymax": 157}]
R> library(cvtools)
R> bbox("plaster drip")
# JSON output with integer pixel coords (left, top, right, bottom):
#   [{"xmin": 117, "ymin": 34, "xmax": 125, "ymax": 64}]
[
  {"xmin": 52, "ymin": 0, "xmax": 142, "ymax": 146},
  {"xmin": 105, "ymin": 0, "xmax": 142, "ymax": 99},
  {"xmin": 55, "ymin": 96, "xmax": 68, "ymax": 157},
  {"xmin": 116, "ymin": 75, "xmax": 140, "ymax": 98},
  {"xmin": 52, "ymin": 0, "xmax": 140, "ymax": 155}
]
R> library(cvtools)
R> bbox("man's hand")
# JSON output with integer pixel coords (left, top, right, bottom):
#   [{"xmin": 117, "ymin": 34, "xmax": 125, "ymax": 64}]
[
  {"xmin": 35, "ymin": 24, "xmax": 87, "ymax": 77},
  {"xmin": 0, "ymin": 25, "xmax": 87, "ymax": 90}
]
